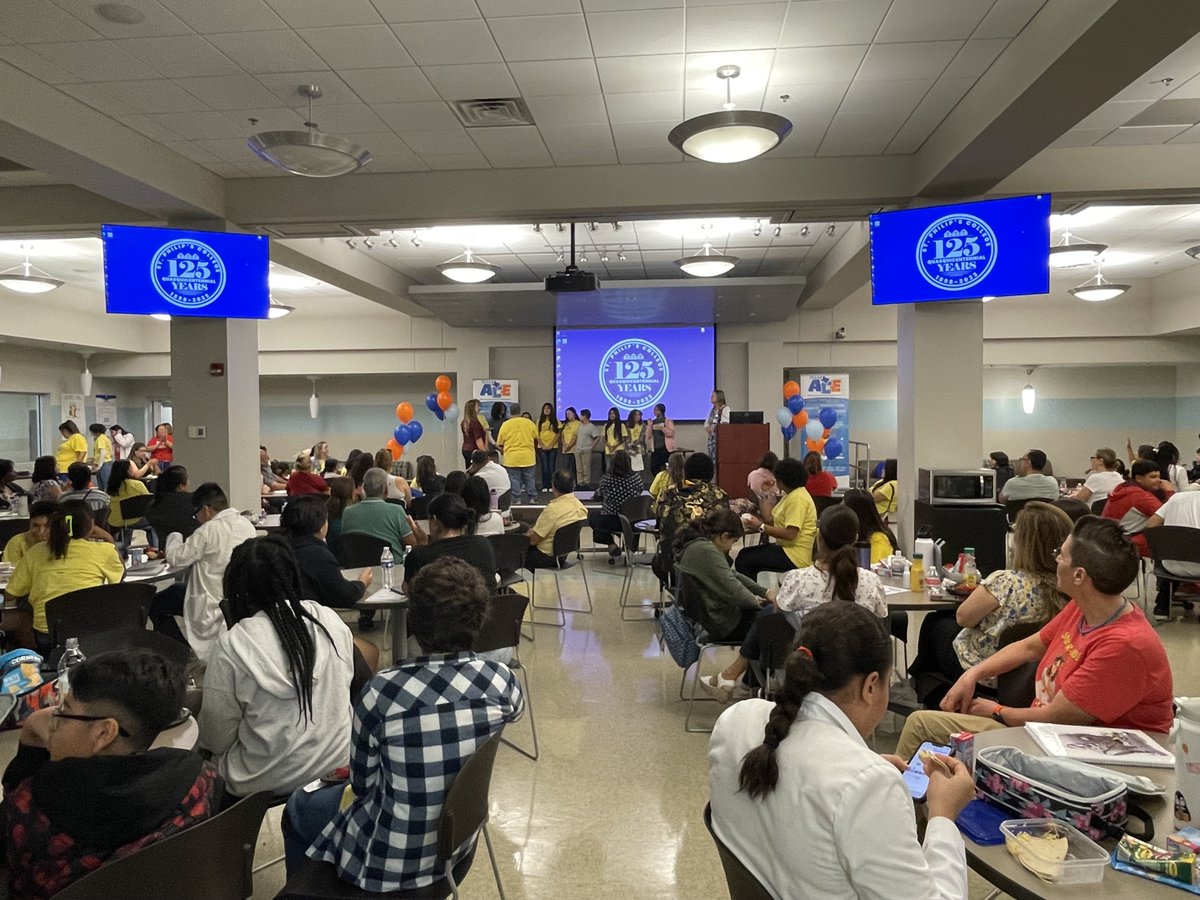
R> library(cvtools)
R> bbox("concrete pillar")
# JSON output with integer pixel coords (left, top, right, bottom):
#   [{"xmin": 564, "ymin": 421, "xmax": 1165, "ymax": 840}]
[
  {"xmin": 895, "ymin": 302, "xmax": 984, "ymax": 551},
  {"xmin": 747, "ymin": 339, "xmax": 789, "ymax": 458}
]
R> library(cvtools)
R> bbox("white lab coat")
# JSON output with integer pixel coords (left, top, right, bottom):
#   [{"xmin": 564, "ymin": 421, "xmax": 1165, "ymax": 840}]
[{"xmin": 708, "ymin": 693, "xmax": 967, "ymax": 900}]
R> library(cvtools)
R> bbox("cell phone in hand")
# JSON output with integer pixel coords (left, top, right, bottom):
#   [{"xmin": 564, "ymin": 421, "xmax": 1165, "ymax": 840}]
[{"xmin": 903, "ymin": 741, "xmax": 952, "ymax": 801}]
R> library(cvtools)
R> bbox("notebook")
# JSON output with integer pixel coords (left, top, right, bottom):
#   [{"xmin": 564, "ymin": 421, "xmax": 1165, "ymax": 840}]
[{"xmin": 1025, "ymin": 723, "xmax": 1175, "ymax": 768}]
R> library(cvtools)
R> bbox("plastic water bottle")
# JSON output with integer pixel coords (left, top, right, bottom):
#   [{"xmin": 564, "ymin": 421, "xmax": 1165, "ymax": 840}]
[
  {"xmin": 962, "ymin": 547, "xmax": 979, "ymax": 589},
  {"xmin": 380, "ymin": 547, "xmax": 395, "ymax": 590},
  {"xmin": 57, "ymin": 637, "xmax": 86, "ymax": 695}
]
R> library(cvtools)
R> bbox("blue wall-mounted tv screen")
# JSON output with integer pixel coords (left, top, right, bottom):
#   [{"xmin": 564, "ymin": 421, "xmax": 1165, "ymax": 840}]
[
  {"xmin": 555, "ymin": 325, "xmax": 715, "ymax": 421},
  {"xmin": 102, "ymin": 224, "xmax": 270, "ymax": 319},
  {"xmin": 869, "ymin": 194, "xmax": 1050, "ymax": 305}
]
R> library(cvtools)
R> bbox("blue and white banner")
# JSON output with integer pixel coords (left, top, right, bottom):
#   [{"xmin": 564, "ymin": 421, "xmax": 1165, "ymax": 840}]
[{"xmin": 800, "ymin": 373, "xmax": 850, "ymax": 486}]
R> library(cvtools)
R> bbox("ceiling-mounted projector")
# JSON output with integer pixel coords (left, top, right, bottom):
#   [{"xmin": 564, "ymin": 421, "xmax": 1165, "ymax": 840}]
[{"xmin": 545, "ymin": 222, "xmax": 600, "ymax": 292}]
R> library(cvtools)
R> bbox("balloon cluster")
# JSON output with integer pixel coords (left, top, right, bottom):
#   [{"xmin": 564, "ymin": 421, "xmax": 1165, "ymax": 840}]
[
  {"xmin": 775, "ymin": 381, "xmax": 842, "ymax": 460},
  {"xmin": 384, "ymin": 374, "xmax": 458, "ymax": 461}
]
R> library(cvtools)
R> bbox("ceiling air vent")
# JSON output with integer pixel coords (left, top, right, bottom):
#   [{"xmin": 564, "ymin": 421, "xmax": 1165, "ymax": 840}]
[{"xmin": 451, "ymin": 98, "xmax": 535, "ymax": 128}]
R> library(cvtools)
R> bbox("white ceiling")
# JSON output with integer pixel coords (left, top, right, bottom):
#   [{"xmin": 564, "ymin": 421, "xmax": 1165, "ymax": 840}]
[
  {"xmin": 1048, "ymin": 203, "xmax": 1200, "ymax": 280},
  {"xmin": 0, "ymin": 0, "xmax": 1046, "ymax": 177}
]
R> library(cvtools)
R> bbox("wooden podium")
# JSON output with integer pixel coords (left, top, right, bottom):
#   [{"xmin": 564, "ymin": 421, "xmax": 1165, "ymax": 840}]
[{"xmin": 715, "ymin": 423, "xmax": 769, "ymax": 499}]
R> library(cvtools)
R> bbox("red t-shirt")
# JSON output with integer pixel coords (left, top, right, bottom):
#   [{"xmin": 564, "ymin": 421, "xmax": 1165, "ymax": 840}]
[
  {"xmin": 462, "ymin": 417, "xmax": 486, "ymax": 454},
  {"xmin": 286, "ymin": 470, "xmax": 328, "ymax": 496},
  {"xmin": 147, "ymin": 438, "xmax": 173, "ymax": 463},
  {"xmin": 1034, "ymin": 601, "xmax": 1173, "ymax": 733},
  {"xmin": 804, "ymin": 471, "xmax": 838, "ymax": 497}
]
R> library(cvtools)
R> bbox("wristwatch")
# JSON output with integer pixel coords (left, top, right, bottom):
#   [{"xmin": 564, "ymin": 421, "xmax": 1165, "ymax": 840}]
[{"xmin": 991, "ymin": 705, "xmax": 1006, "ymax": 724}]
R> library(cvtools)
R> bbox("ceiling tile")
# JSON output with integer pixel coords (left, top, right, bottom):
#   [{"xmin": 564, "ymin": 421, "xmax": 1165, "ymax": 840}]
[
  {"xmin": 583, "ymin": 0, "xmax": 681, "ymax": 9},
  {"xmin": 1126, "ymin": 99, "xmax": 1200, "ymax": 127},
  {"xmin": 146, "ymin": 110, "xmax": 247, "ymax": 140},
  {"xmin": 97, "ymin": 79, "xmax": 210, "ymax": 114},
  {"xmin": 370, "ymin": 0, "xmax": 481, "ymax": 23},
  {"xmin": 686, "ymin": 49, "xmax": 775, "ymax": 91},
  {"xmin": 510, "ymin": 59, "xmax": 602, "ymax": 96},
  {"xmin": 265, "ymin": 0, "xmax": 383, "ymax": 28},
  {"xmin": 819, "ymin": 109, "xmax": 907, "ymax": 156},
  {"xmin": 777, "ymin": 0, "xmax": 889, "ymax": 48},
  {"xmin": 31, "ymin": 41, "xmax": 162, "ymax": 82},
  {"xmin": 973, "ymin": 0, "xmax": 1044, "ymax": 40},
  {"xmin": 856, "ymin": 41, "xmax": 961, "ymax": 81},
  {"xmin": 769, "ymin": 45, "xmax": 868, "ymax": 85},
  {"xmin": 369, "ymin": 153, "xmax": 429, "ymax": 172},
  {"xmin": 478, "ymin": 0, "xmax": 583, "ymax": 14},
  {"xmin": 1074, "ymin": 100, "xmax": 1153, "ymax": 131},
  {"xmin": 487, "ymin": 14, "xmax": 591, "ymax": 62},
  {"xmin": 839, "ymin": 79, "xmax": 932, "ymax": 116},
  {"xmin": 117, "ymin": 114, "xmax": 182, "ymax": 142},
  {"xmin": 1166, "ymin": 123, "xmax": 1200, "ymax": 144},
  {"xmin": 942, "ymin": 38, "xmax": 1008, "ymax": 80},
  {"xmin": 0, "ymin": 45, "xmax": 81, "ymax": 84},
  {"xmin": 685, "ymin": 3, "xmax": 787, "ymax": 53},
  {"xmin": 298, "ymin": 25, "xmax": 413, "ymax": 69},
  {"xmin": 419, "ymin": 151, "xmax": 492, "ymax": 170},
  {"xmin": 596, "ymin": 55, "xmax": 683, "ymax": 94},
  {"xmin": 760, "ymin": 81, "xmax": 841, "ymax": 120},
  {"xmin": 610, "ymin": 120, "xmax": 678, "ymax": 150},
  {"xmin": 0, "ymin": 4, "xmax": 101, "ymax": 42},
  {"xmin": 876, "ymin": 0, "xmax": 993, "ymax": 43},
  {"xmin": 256, "ymin": 71, "xmax": 359, "ymax": 106},
  {"xmin": 539, "ymin": 124, "xmax": 619, "ymax": 165},
  {"xmin": 373, "ymin": 101, "xmax": 461, "ymax": 132},
  {"xmin": 193, "ymin": 138, "xmax": 260, "ymax": 164},
  {"xmin": 50, "ymin": 0, "xmax": 191, "ymax": 39},
  {"xmin": 296, "ymin": 103, "xmax": 390, "ymax": 133},
  {"xmin": 423, "ymin": 63, "xmax": 519, "ymax": 100},
  {"xmin": 526, "ymin": 94, "xmax": 609, "ymax": 126},
  {"xmin": 165, "ymin": 141, "xmax": 225, "ymax": 164},
  {"xmin": 400, "ymin": 129, "xmax": 479, "ymax": 154},
  {"xmin": 208, "ymin": 30, "xmax": 328, "ymax": 73},
  {"xmin": 885, "ymin": 76, "xmax": 974, "ymax": 153},
  {"xmin": 56, "ymin": 83, "xmax": 138, "ymax": 116},
  {"xmin": 158, "ymin": 0, "xmax": 285, "ymax": 32},
  {"xmin": 604, "ymin": 91, "xmax": 682, "ymax": 124},
  {"xmin": 1048, "ymin": 128, "xmax": 1108, "ymax": 149},
  {"xmin": 115, "ymin": 36, "xmax": 243, "ymax": 78},
  {"xmin": 1096, "ymin": 124, "xmax": 1190, "ymax": 146},
  {"xmin": 587, "ymin": 9, "xmax": 684, "ymax": 57},
  {"xmin": 469, "ymin": 127, "xmax": 554, "ymax": 167},
  {"xmin": 616, "ymin": 145, "xmax": 683, "ymax": 164},
  {"xmin": 342, "ymin": 67, "xmax": 441, "ymax": 104},
  {"xmin": 175, "ymin": 75, "xmax": 287, "ymax": 110},
  {"xmin": 204, "ymin": 162, "xmax": 251, "ymax": 178},
  {"xmin": 390, "ymin": 20, "xmax": 502, "ymax": 65},
  {"xmin": 225, "ymin": 107, "xmax": 307, "ymax": 131}
]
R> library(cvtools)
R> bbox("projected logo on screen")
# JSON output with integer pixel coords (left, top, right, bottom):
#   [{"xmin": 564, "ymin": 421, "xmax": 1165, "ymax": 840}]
[
  {"xmin": 599, "ymin": 339, "xmax": 669, "ymax": 410},
  {"xmin": 915, "ymin": 214, "xmax": 996, "ymax": 291},
  {"xmin": 150, "ymin": 238, "xmax": 227, "ymax": 309}
]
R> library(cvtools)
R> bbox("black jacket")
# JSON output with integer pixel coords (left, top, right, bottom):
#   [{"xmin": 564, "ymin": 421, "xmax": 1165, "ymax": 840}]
[
  {"xmin": 403, "ymin": 535, "xmax": 497, "ymax": 589},
  {"xmin": 290, "ymin": 533, "xmax": 367, "ymax": 609}
]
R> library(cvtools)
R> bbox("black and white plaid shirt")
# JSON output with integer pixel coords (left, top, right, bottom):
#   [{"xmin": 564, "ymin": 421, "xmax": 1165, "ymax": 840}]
[{"xmin": 308, "ymin": 652, "xmax": 523, "ymax": 891}]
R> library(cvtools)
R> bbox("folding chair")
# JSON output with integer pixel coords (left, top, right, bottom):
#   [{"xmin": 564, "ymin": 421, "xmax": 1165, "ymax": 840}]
[
  {"xmin": 496, "ymin": 489, "xmax": 512, "ymax": 512},
  {"xmin": 703, "ymin": 803, "xmax": 774, "ymax": 900},
  {"xmin": 116, "ymin": 493, "xmax": 155, "ymax": 545},
  {"xmin": 528, "ymin": 519, "xmax": 591, "ymax": 627},
  {"xmin": 673, "ymin": 573, "xmax": 743, "ymax": 733},
  {"xmin": 995, "ymin": 620, "xmax": 1045, "ymax": 708},
  {"xmin": 45, "ymin": 582, "xmax": 154, "ymax": 652},
  {"xmin": 748, "ymin": 612, "xmax": 795, "ymax": 700},
  {"xmin": 486, "ymin": 533, "xmax": 533, "ymax": 641},
  {"xmin": 474, "ymin": 592, "xmax": 537, "ymax": 761},
  {"xmin": 1145, "ymin": 525, "xmax": 1200, "ymax": 620},
  {"xmin": 406, "ymin": 494, "xmax": 431, "ymax": 520},
  {"xmin": 616, "ymin": 513, "xmax": 659, "ymax": 620},
  {"xmin": 336, "ymin": 532, "xmax": 390, "ymax": 569}
]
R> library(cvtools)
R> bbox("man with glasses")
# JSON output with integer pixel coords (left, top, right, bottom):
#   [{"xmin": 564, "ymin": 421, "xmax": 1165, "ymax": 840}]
[
  {"xmin": 1068, "ymin": 447, "xmax": 1123, "ymax": 506},
  {"xmin": 896, "ymin": 516, "xmax": 1173, "ymax": 759},
  {"xmin": 151, "ymin": 482, "xmax": 257, "ymax": 659},
  {"xmin": 2, "ymin": 651, "xmax": 223, "ymax": 898},
  {"xmin": 998, "ymin": 449, "xmax": 1059, "ymax": 503}
]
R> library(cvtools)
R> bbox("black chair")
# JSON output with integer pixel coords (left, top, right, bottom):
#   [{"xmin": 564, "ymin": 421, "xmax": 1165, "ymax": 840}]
[
  {"xmin": 703, "ymin": 802, "xmax": 774, "ymax": 900},
  {"xmin": 748, "ymin": 612, "xmax": 795, "ymax": 699},
  {"xmin": 384, "ymin": 497, "xmax": 406, "ymax": 508},
  {"xmin": 474, "ymin": 592, "xmax": 537, "ymax": 761},
  {"xmin": 813, "ymin": 495, "xmax": 842, "ymax": 516},
  {"xmin": 53, "ymin": 792, "xmax": 272, "ymax": 900},
  {"xmin": 116, "ymin": 493, "xmax": 155, "ymax": 544},
  {"xmin": 616, "ymin": 513, "xmax": 658, "ymax": 620},
  {"xmin": 407, "ymin": 494, "xmax": 431, "ymax": 520},
  {"xmin": 45, "ymin": 582, "xmax": 155, "ymax": 651},
  {"xmin": 487, "ymin": 533, "xmax": 530, "ymax": 594},
  {"xmin": 619, "ymin": 494, "xmax": 653, "ymax": 529},
  {"xmin": 1090, "ymin": 498, "xmax": 1106, "ymax": 516},
  {"xmin": 889, "ymin": 610, "xmax": 910, "ymax": 673},
  {"xmin": 275, "ymin": 731, "xmax": 508, "ymax": 900},
  {"xmin": 1145, "ymin": 526, "xmax": 1200, "ymax": 618},
  {"xmin": 527, "ymin": 519, "xmax": 591, "ymax": 627},
  {"xmin": 0, "ymin": 517, "xmax": 29, "ymax": 549},
  {"xmin": 1004, "ymin": 498, "xmax": 1037, "ymax": 528},
  {"xmin": 995, "ymin": 620, "xmax": 1047, "ymax": 708},
  {"xmin": 496, "ymin": 489, "xmax": 512, "ymax": 512},
  {"xmin": 337, "ymin": 532, "xmax": 390, "ymax": 569},
  {"xmin": 80, "ymin": 626, "xmax": 191, "ymax": 668}
]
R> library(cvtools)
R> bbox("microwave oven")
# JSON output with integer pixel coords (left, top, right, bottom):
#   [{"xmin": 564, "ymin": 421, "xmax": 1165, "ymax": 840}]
[{"xmin": 917, "ymin": 468, "xmax": 997, "ymax": 506}]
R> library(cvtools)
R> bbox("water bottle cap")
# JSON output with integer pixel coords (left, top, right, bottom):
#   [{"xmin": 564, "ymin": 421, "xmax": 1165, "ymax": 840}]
[
  {"xmin": 64, "ymin": 637, "xmax": 79, "ymax": 649},
  {"xmin": 963, "ymin": 547, "xmax": 975, "ymax": 554},
  {"xmin": 913, "ymin": 553, "xmax": 923, "ymax": 559}
]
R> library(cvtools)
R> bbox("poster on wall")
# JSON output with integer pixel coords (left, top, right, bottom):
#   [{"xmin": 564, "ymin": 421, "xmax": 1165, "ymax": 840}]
[
  {"xmin": 61, "ymin": 393, "xmax": 85, "ymax": 430},
  {"xmin": 471, "ymin": 379, "xmax": 519, "ymax": 404},
  {"xmin": 799, "ymin": 374, "xmax": 850, "ymax": 487},
  {"xmin": 94, "ymin": 395, "xmax": 118, "ymax": 428}
]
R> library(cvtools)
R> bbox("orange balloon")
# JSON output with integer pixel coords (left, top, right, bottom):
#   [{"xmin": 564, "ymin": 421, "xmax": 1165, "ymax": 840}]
[
  {"xmin": 822, "ymin": 427, "xmax": 831, "ymax": 438},
  {"xmin": 807, "ymin": 438, "xmax": 825, "ymax": 452},
  {"xmin": 783, "ymin": 381, "xmax": 800, "ymax": 399},
  {"xmin": 435, "ymin": 374, "xmax": 451, "ymax": 393},
  {"xmin": 396, "ymin": 402, "xmax": 413, "ymax": 423},
  {"xmin": 792, "ymin": 410, "xmax": 808, "ymax": 429},
  {"xmin": 436, "ymin": 390, "xmax": 453, "ymax": 411},
  {"xmin": 385, "ymin": 438, "xmax": 402, "ymax": 460}
]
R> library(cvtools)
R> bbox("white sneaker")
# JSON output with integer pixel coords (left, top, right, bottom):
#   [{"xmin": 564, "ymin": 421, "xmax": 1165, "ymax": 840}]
[{"xmin": 700, "ymin": 674, "xmax": 753, "ymax": 703}]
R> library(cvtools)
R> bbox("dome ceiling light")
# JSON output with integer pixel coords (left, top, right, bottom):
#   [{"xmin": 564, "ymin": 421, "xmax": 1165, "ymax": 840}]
[
  {"xmin": 247, "ymin": 85, "xmax": 372, "ymax": 178},
  {"xmin": 1068, "ymin": 266, "xmax": 1130, "ymax": 302},
  {"xmin": 675, "ymin": 242, "xmax": 739, "ymax": 277},
  {"xmin": 1048, "ymin": 225, "xmax": 1107, "ymax": 269},
  {"xmin": 438, "ymin": 248, "xmax": 500, "ymax": 284},
  {"xmin": 667, "ymin": 65, "xmax": 792, "ymax": 164},
  {"xmin": 0, "ymin": 246, "xmax": 64, "ymax": 294}
]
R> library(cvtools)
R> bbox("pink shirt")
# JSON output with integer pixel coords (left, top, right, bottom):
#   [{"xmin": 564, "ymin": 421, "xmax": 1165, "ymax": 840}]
[{"xmin": 747, "ymin": 467, "xmax": 779, "ymax": 501}]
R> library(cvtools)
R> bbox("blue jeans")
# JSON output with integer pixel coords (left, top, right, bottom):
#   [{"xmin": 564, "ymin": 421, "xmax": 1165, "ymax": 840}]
[
  {"xmin": 537, "ymin": 448, "xmax": 558, "ymax": 490},
  {"xmin": 95, "ymin": 462, "xmax": 112, "ymax": 492},
  {"xmin": 508, "ymin": 466, "xmax": 536, "ymax": 502},
  {"xmin": 282, "ymin": 782, "xmax": 346, "ymax": 876}
]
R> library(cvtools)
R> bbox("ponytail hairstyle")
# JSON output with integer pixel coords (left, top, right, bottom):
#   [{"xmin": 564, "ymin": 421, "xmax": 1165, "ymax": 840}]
[
  {"xmin": 817, "ymin": 505, "xmax": 861, "ymax": 604},
  {"xmin": 222, "ymin": 535, "xmax": 338, "ymax": 724},
  {"xmin": 49, "ymin": 500, "xmax": 94, "ymax": 559},
  {"xmin": 738, "ymin": 602, "xmax": 891, "ymax": 800},
  {"xmin": 428, "ymin": 492, "xmax": 477, "ymax": 535}
]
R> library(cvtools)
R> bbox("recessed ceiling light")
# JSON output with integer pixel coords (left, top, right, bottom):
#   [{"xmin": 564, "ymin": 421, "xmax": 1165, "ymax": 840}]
[{"xmin": 95, "ymin": 3, "xmax": 146, "ymax": 24}]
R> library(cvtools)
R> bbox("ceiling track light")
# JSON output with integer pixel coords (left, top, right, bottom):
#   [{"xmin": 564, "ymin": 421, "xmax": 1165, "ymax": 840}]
[
  {"xmin": 556, "ymin": 252, "xmax": 564, "ymax": 263},
  {"xmin": 826, "ymin": 225, "xmax": 836, "ymax": 237},
  {"xmin": 411, "ymin": 235, "xmax": 422, "ymax": 248},
  {"xmin": 533, "ymin": 223, "xmax": 542, "ymax": 233},
  {"xmin": 0, "ymin": 246, "xmax": 64, "ymax": 294},
  {"xmin": 556, "ymin": 223, "xmax": 565, "ymax": 233},
  {"xmin": 438, "ymin": 247, "xmax": 500, "ymax": 284},
  {"xmin": 618, "ymin": 252, "xmax": 627, "ymax": 261},
  {"xmin": 668, "ymin": 64, "xmax": 792, "ymax": 163},
  {"xmin": 601, "ymin": 251, "xmax": 609, "ymax": 262},
  {"xmin": 387, "ymin": 238, "xmax": 398, "ymax": 248},
  {"xmin": 247, "ymin": 85, "xmax": 371, "ymax": 177},
  {"xmin": 773, "ymin": 225, "xmax": 782, "ymax": 238},
  {"xmin": 1049, "ymin": 225, "xmax": 1107, "ymax": 268},
  {"xmin": 675, "ymin": 241, "xmax": 739, "ymax": 277},
  {"xmin": 588, "ymin": 222, "xmax": 599, "ymax": 232},
  {"xmin": 800, "ymin": 225, "xmax": 810, "ymax": 237},
  {"xmin": 612, "ymin": 222, "xmax": 622, "ymax": 231},
  {"xmin": 752, "ymin": 220, "xmax": 762, "ymax": 237},
  {"xmin": 362, "ymin": 238, "xmax": 374, "ymax": 249},
  {"xmin": 1068, "ymin": 267, "xmax": 1130, "ymax": 302},
  {"xmin": 345, "ymin": 239, "xmax": 356, "ymax": 249}
]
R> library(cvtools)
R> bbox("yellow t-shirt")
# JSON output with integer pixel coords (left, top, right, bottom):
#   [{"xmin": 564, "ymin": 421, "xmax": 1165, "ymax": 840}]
[
  {"xmin": 649, "ymin": 470, "xmax": 671, "ymax": 502},
  {"xmin": 560, "ymin": 420, "xmax": 580, "ymax": 451},
  {"xmin": 538, "ymin": 421, "xmax": 560, "ymax": 450},
  {"xmin": 91, "ymin": 433, "xmax": 113, "ymax": 466},
  {"xmin": 772, "ymin": 487, "xmax": 818, "ymax": 568},
  {"xmin": 872, "ymin": 479, "xmax": 898, "ymax": 516},
  {"xmin": 869, "ymin": 530, "xmax": 893, "ymax": 564},
  {"xmin": 531, "ymin": 493, "xmax": 588, "ymax": 554},
  {"xmin": 496, "ymin": 417, "xmax": 538, "ymax": 468},
  {"xmin": 2, "ymin": 533, "xmax": 34, "ymax": 566},
  {"xmin": 603, "ymin": 423, "xmax": 624, "ymax": 455},
  {"xmin": 108, "ymin": 478, "xmax": 150, "ymax": 526},
  {"xmin": 57, "ymin": 433, "xmax": 88, "ymax": 472},
  {"xmin": 628, "ymin": 423, "xmax": 644, "ymax": 448},
  {"xmin": 6, "ymin": 539, "xmax": 125, "ymax": 633}
]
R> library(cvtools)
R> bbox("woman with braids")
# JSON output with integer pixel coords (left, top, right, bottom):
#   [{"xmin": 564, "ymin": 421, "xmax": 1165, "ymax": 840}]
[
  {"xmin": 198, "ymin": 536, "xmax": 354, "ymax": 798},
  {"xmin": 708, "ymin": 602, "xmax": 975, "ymax": 899}
]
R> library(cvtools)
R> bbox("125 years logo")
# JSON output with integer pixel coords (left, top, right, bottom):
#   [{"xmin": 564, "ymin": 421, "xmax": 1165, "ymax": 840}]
[
  {"xmin": 915, "ymin": 214, "xmax": 997, "ymax": 292},
  {"xmin": 150, "ymin": 238, "xmax": 226, "ymax": 309},
  {"xmin": 599, "ymin": 339, "xmax": 669, "ymax": 410}
]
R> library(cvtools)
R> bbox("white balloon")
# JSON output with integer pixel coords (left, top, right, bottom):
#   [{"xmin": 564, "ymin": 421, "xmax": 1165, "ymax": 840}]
[{"xmin": 805, "ymin": 419, "xmax": 824, "ymax": 441}]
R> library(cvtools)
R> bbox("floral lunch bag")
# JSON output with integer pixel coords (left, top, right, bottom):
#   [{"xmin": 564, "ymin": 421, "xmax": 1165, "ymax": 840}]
[{"xmin": 974, "ymin": 745, "xmax": 1153, "ymax": 842}]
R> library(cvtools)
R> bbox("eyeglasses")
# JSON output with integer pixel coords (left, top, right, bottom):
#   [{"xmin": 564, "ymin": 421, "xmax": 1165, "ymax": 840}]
[{"xmin": 52, "ymin": 708, "xmax": 130, "ymax": 737}]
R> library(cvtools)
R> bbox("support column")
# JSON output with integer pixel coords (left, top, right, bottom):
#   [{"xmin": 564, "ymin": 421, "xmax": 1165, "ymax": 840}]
[
  {"xmin": 747, "ymin": 339, "xmax": 789, "ymax": 458},
  {"xmin": 896, "ymin": 302, "xmax": 984, "ymax": 551},
  {"xmin": 170, "ymin": 318, "xmax": 261, "ymax": 513}
]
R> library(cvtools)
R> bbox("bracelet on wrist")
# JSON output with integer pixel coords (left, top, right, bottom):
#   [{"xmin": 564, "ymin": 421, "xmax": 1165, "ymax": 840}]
[{"xmin": 991, "ymin": 705, "xmax": 1006, "ymax": 724}]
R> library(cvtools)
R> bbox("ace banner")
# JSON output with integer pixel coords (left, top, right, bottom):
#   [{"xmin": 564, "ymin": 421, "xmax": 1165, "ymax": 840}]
[{"xmin": 799, "ymin": 374, "xmax": 850, "ymax": 486}]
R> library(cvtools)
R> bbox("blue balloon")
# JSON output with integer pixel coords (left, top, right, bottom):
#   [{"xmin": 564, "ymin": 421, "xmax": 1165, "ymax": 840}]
[
  {"xmin": 786, "ymin": 395, "xmax": 805, "ymax": 415},
  {"xmin": 407, "ymin": 420, "xmax": 423, "ymax": 443},
  {"xmin": 394, "ymin": 424, "xmax": 412, "ymax": 446},
  {"xmin": 824, "ymin": 437, "xmax": 843, "ymax": 460},
  {"xmin": 775, "ymin": 406, "xmax": 792, "ymax": 428},
  {"xmin": 781, "ymin": 423, "xmax": 796, "ymax": 441},
  {"xmin": 434, "ymin": 408, "xmax": 445, "ymax": 421},
  {"xmin": 425, "ymin": 393, "xmax": 440, "ymax": 414},
  {"xmin": 818, "ymin": 406, "xmax": 838, "ymax": 430}
]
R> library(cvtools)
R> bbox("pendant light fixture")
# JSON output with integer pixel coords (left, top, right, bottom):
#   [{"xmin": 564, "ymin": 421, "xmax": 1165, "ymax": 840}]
[
  {"xmin": 267, "ymin": 296, "xmax": 294, "ymax": 319},
  {"xmin": 668, "ymin": 65, "xmax": 792, "ymax": 163},
  {"xmin": 80, "ymin": 354, "xmax": 92, "ymax": 397},
  {"xmin": 1068, "ymin": 266, "xmax": 1130, "ymax": 302},
  {"xmin": 1048, "ymin": 225, "xmax": 1106, "ymax": 269},
  {"xmin": 1021, "ymin": 368, "xmax": 1036, "ymax": 415},
  {"xmin": 438, "ymin": 248, "xmax": 500, "ymax": 284},
  {"xmin": 0, "ymin": 246, "xmax": 64, "ymax": 294},
  {"xmin": 675, "ymin": 242, "xmax": 739, "ymax": 277},
  {"xmin": 307, "ymin": 376, "xmax": 320, "ymax": 420},
  {"xmin": 247, "ymin": 85, "xmax": 372, "ymax": 178}
]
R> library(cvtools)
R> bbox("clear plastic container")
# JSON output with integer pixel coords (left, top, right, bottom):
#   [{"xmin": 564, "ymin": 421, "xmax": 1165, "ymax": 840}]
[{"xmin": 1000, "ymin": 818, "xmax": 1108, "ymax": 884}]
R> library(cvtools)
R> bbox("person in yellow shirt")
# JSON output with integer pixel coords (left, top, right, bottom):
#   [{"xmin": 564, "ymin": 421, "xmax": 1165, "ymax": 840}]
[
  {"xmin": 107, "ymin": 459, "xmax": 155, "ymax": 546},
  {"xmin": 871, "ymin": 458, "xmax": 898, "ymax": 522},
  {"xmin": 526, "ymin": 469, "xmax": 588, "ymax": 566},
  {"xmin": 559, "ymin": 407, "xmax": 581, "ymax": 481},
  {"xmin": 495, "ymin": 403, "xmax": 539, "ymax": 503},
  {"xmin": 88, "ymin": 423, "xmax": 114, "ymax": 490},
  {"xmin": 536, "ymin": 403, "xmax": 562, "ymax": 495},
  {"xmin": 649, "ymin": 451, "xmax": 686, "ymax": 507},
  {"xmin": 843, "ymin": 489, "xmax": 899, "ymax": 564},
  {"xmin": 1, "ymin": 501, "xmax": 55, "ymax": 567},
  {"xmin": 56, "ymin": 420, "xmax": 88, "ymax": 475},
  {"xmin": 602, "ymin": 407, "xmax": 627, "ymax": 472},
  {"xmin": 5, "ymin": 500, "xmax": 125, "ymax": 653},
  {"xmin": 735, "ymin": 458, "xmax": 818, "ymax": 581}
]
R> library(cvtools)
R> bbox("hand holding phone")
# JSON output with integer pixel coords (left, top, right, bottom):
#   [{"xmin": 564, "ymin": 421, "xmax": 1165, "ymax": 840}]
[{"xmin": 902, "ymin": 741, "xmax": 952, "ymax": 801}]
